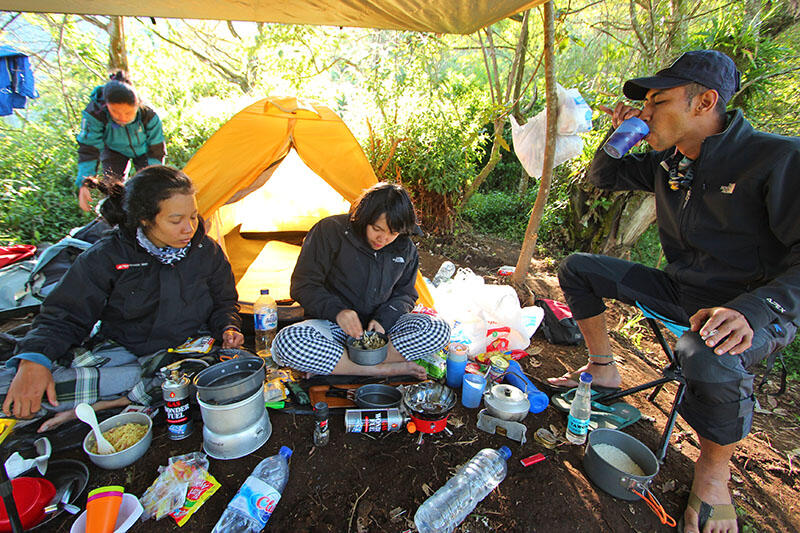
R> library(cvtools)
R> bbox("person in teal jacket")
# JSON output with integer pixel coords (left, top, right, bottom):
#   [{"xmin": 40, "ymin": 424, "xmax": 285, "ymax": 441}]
[{"xmin": 75, "ymin": 70, "xmax": 166, "ymax": 211}]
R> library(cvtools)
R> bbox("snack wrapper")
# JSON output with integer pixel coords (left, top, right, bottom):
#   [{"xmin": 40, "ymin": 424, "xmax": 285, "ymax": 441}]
[
  {"xmin": 169, "ymin": 471, "xmax": 221, "ymax": 527},
  {"xmin": 170, "ymin": 336, "xmax": 215, "ymax": 354},
  {"xmin": 140, "ymin": 452, "xmax": 211, "ymax": 521}
]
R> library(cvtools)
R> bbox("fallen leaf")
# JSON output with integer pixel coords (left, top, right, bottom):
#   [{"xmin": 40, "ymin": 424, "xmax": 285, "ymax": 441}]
[
  {"xmin": 772, "ymin": 408, "xmax": 789, "ymax": 416},
  {"xmin": 448, "ymin": 416, "xmax": 465, "ymax": 428},
  {"xmin": 660, "ymin": 479, "xmax": 677, "ymax": 493},
  {"xmin": 529, "ymin": 346, "xmax": 544, "ymax": 355},
  {"xmin": 731, "ymin": 474, "xmax": 744, "ymax": 484},
  {"xmin": 422, "ymin": 483, "xmax": 433, "ymax": 497},
  {"xmin": 529, "ymin": 357, "xmax": 542, "ymax": 368},
  {"xmin": 389, "ymin": 507, "xmax": 406, "ymax": 523},
  {"xmin": 766, "ymin": 396, "xmax": 778, "ymax": 408}
]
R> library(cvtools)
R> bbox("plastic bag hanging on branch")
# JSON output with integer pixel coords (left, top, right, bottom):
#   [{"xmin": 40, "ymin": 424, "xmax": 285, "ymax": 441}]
[{"xmin": 510, "ymin": 84, "xmax": 593, "ymax": 178}]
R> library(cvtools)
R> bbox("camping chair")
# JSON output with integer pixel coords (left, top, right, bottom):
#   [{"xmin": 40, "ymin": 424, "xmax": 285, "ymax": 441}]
[{"xmin": 595, "ymin": 303, "xmax": 688, "ymax": 464}]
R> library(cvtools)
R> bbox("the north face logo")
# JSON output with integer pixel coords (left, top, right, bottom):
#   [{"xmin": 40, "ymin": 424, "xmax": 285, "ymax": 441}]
[{"xmin": 392, "ymin": 257, "xmax": 405, "ymax": 263}]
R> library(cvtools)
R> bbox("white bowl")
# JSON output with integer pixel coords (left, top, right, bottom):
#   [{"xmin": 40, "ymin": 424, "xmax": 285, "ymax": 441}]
[{"xmin": 82, "ymin": 412, "xmax": 153, "ymax": 470}]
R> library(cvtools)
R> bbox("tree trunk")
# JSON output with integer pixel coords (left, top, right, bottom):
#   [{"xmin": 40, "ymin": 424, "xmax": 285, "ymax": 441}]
[
  {"xmin": 512, "ymin": 1, "xmax": 557, "ymax": 286},
  {"xmin": 108, "ymin": 16, "xmax": 128, "ymax": 72},
  {"xmin": 601, "ymin": 192, "xmax": 656, "ymax": 257}
]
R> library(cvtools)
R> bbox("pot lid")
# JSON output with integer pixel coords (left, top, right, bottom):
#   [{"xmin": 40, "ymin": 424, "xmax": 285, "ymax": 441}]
[{"xmin": 485, "ymin": 384, "xmax": 529, "ymax": 413}]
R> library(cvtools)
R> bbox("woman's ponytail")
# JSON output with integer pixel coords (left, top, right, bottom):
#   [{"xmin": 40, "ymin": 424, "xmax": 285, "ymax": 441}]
[{"xmin": 84, "ymin": 176, "xmax": 127, "ymax": 227}]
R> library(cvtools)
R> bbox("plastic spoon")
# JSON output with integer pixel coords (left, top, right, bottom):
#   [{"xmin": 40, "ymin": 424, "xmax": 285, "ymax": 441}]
[{"xmin": 75, "ymin": 403, "xmax": 115, "ymax": 454}]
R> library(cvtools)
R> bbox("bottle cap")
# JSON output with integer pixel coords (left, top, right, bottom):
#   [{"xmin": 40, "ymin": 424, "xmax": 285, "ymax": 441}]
[
  {"xmin": 314, "ymin": 402, "xmax": 329, "ymax": 418},
  {"xmin": 260, "ymin": 289, "xmax": 270, "ymax": 295},
  {"xmin": 579, "ymin": 372, "xmax": 593, "ymax": 383},
  {"xmin": 498, "ymin": 446, "xmax": 512, "ymax": 460},
  {"xmin": 279, "ymin": 446, "xmax": 293, "ymax": 458}
]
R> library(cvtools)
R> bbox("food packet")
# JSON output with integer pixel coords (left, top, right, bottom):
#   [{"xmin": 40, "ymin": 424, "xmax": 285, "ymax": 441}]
[
  {"xmin": 140, "ymin": 452, "xmax": 210, "ymax": 521},
  {"xmin": 169, "ymin": 336, "xmax": 215, "ymax": 354},
  {"xmin": 169, "ymin": 471, "xmax": 221, "ymax": 527}
]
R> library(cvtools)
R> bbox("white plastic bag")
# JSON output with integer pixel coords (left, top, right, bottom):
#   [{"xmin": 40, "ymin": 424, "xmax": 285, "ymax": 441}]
[{"xmin": 510, "ymin": 84, "xmax": 592, "ymax": 178}]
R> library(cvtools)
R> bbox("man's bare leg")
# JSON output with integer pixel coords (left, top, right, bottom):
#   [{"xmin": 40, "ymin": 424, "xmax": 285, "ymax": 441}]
[
  {"xmin": 328, "ymin": 342, "xmax": 427, "ymax": 380},
  {"xmin": 683, "ymin": 436, "xmax": 738, "ymax": 533},
  {"xmin": 546, "ymin": 312, "xmax": 621, "ymax": 389},
  {"xmin": 37, "ymin": 396, "xmax": 132, "ymax": 433}
]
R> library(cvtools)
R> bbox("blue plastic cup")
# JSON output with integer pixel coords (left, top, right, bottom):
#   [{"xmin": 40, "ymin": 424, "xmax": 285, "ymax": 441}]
[
  {"xmin": 446, "ymin": 357, "xmax": 467, "ymax": 388},
  {"xmin": 603, "ymin": 117, "xmax": 649, "ymax": 158},
  {"xmin": 461, "ymin": 373, "xmax": 486, "ymax": 408}
]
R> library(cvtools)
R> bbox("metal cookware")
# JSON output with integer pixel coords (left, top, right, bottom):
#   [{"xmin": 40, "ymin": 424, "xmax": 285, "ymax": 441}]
[
  {"xmin": 583, "ymin": 428, "xmax": 659, "ymax": 500},
  {"xmin": 193, "ymin": 356, "xmax": 265, "ymax": 405},
  {"xmin": 198, "ymin": 387, "xmax": 272, "ymax": 460},
  {"xmin": 483, "ymin": 384, "xmax": 530, "ymax": 421},
  {"xmin": 402, "ymin": 381, "xmax": 456, "ymax": 433},
  {"xmin": 354, "ymin": 384, "xmax": 402, "ymax": 409},
  {"xmin": 346, "ymin": 332, "xmax": 389, "ymax": 366}
]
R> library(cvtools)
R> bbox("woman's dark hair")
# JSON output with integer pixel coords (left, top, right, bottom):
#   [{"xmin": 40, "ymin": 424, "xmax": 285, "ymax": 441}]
[
  {"xmin": 349, "ymin": 182, "xmax": 417, "ymax": 238},
  {"xmin": 91, "ymin": 166, "xmax": 195, "ymax": 230},
  {"xmin": 103, "ymin": 70, "xmax": 138, "ymax": 106}
]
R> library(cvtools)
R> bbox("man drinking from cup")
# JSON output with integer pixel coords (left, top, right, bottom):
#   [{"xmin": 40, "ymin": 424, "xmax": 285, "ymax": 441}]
[{"xmin": 546, "ymin": 50, "xmax": 800, "ymax": 533}]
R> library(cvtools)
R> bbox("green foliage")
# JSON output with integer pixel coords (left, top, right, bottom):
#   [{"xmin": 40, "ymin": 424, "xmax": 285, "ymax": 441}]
[
  {"xmin": 0, "ymin": 121, "xmax": 92, "ymax": 243},
  {"xmin": 782, "ymin": 336, "xmax": 800, "ymax": 381},
  {"xmin": 461, "ymin": 190, "xmax": 534, "ymax": 241}
]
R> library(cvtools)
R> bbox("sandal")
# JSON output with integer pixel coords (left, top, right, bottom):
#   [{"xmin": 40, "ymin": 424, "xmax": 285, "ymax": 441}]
[{"xmin": 676, "ymin": 492, "xmax": 737, "ymax": 532}]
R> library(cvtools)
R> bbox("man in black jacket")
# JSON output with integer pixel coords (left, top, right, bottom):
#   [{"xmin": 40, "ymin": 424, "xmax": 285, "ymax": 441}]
[{"xmin": 546, "ymin": 50, "xmax": 800, "ymax": 532}]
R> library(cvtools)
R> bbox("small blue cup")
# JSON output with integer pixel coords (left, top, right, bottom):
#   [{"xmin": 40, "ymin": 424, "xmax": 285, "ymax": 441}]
[
  {"xmin": 603, "ymin": 117, "xmax": 649, "ymax": 158},
  {"xmin": 461, "ymin": 373, "xmax": 486, "ymax": 408}
]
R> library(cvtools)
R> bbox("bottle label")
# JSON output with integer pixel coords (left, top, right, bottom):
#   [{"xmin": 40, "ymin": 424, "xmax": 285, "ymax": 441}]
[
  {"xmin": 254, "ymin": 309, "xmax": 278, "ymax": 330},
  {"xmin": 229, "ymin": 475, "xmax": 281, "ymax": 527},
  {"xmin": 567, "ymin": 415, "xmax": 589, "ymax": 436}
]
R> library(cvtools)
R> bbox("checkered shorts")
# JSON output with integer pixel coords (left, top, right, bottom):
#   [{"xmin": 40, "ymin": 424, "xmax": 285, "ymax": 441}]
[{"xmin": 272, "ymin": 313, "xmax": 451, "ymax": 374}]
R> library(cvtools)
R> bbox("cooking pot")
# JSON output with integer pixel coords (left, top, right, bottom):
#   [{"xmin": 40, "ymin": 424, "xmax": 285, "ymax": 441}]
[
  {"xmin": 354, "ymin": 384, "xmax": 402, "ymax": 409},
  {"xmin": 193, "ymin": 356, "xmax": 265, "ymax": 405},
  {"xmin": 346, "ymin": 332, "xmax": 389, "ymax": 365},
  {"xmin": 483, "ymin": 384, "xmax": 530, "ymax": 422},
  {"xmin": 402, "ymin": 381, "xmax": 456, "ymax": 434}
]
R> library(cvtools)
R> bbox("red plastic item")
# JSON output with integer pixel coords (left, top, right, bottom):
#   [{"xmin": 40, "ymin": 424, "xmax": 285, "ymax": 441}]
[
  {"xmin": 520, "ymin": 453, "xmax": 546, "ymax": 467},
  {"xmin": 0, "ymin": 477, "xmax": 57, "ymax": 532}
]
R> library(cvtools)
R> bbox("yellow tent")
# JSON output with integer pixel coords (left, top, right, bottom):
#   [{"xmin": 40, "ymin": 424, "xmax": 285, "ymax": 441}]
[{"xmin": 183, "ymin": 96, "xmax": 434, "ymax": 312}]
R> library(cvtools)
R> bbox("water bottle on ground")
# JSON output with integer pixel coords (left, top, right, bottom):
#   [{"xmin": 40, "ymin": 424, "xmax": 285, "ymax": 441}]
[
  {"xmin": 566, "ymin": 372, "xmax": 592, "ymax": 445},
  {"xmin": 432, "ymin": 260, "xmax": 456, "ymax": 287},
  {"xmin": 414, "ymin": 446, "xmax": 512, "ymax": 533},
  {"xmin": 211, "ymin": 446, "xmax": 293, "ymax": 533},
  {"xmin": 254, "ymin": 289, "xmax": 278, "ymax": 357}
]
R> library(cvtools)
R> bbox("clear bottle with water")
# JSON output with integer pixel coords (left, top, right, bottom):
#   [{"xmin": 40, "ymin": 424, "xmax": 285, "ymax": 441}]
[
  {"xmin": 211, "ymin": 446, "xmax": 293, "ymax": 533},
  {"xmin": 254, "ymin": 288, "xmax": 278, "ymax": 357},
  {"xmin": 431, "ymin": 260, "xmax": 456, "ymax": 287},
  {"xmin": 414, "ymin": 446, "xmax": 511, "ymax": 533},
  {"xmin": 566, "ymin": 372, "xmax": 593, "ymax": 445}
]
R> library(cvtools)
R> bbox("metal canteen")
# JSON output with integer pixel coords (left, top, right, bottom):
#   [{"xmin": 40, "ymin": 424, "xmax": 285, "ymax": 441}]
[{"xmin": 483, "ymin": 383, "xmax": 530, "ymax": 421}]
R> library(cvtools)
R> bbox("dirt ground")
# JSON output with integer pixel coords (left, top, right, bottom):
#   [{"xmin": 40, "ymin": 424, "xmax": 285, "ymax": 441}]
[{"xmin": 7, "ymin": 232, "xmax": 800, "ymax": 532}]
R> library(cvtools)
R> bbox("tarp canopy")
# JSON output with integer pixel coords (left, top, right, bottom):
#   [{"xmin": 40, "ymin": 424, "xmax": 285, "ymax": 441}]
[
  {"xmin": 9, "ymin": 0, "xmax": 545, "ymax": 34},
  {"xmin": 184, "ymin": 96, "xmax": 434, "ymax": 312}
]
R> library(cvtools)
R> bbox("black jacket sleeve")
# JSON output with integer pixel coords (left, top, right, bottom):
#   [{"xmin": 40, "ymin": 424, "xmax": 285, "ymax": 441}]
[
  {"xmin": 371, "ymin": 244, "xmax": 419, "ymax": 330},
  {"xmin": 290, "ymin": 220, "xmax": 349, "ymax": 322},
  {"xmin": 17, "ymin": 244, "xmax": 115, "ymax": 361}
]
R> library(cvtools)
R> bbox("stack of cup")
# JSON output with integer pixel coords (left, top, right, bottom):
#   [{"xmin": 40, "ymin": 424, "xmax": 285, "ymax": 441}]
[
  {"xmin": 445, "ymin": 343, "xmax": 468, "ymax": 389},
  {"xmin": 85, "ymin": 485, "xmax": 123, "ymax": 533}
]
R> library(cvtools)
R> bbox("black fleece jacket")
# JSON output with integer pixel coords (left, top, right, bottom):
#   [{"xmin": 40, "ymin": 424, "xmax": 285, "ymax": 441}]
[
  {"xmin": 587, "ymin": 110, "xmax": 800, "ymax": 331},
  {"xmin": 290, "ymin": 214, "xmax": 418, "ymax": 331},
  {"xmin": 18, "ymin": 220, "xmax": 240, "ymax": 361}
]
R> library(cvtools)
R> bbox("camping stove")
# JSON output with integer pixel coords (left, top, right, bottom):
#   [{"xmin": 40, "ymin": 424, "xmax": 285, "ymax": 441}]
[
  {"xmin": 197, "ymin": 387, "xmax": 271, "ymax": 460},
  {"xmin": 402, "ymin": 381, "xmax": 456, "ymax": 443}
]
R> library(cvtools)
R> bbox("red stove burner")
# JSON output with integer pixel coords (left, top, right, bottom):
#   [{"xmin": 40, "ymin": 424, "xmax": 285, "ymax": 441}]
[{"xmin": 402, "ymin": 381, "xmax": 456, "ymax": 436}]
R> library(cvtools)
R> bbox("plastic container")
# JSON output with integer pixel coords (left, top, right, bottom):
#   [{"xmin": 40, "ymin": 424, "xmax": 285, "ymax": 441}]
[
  {"xmin": 461, "ymin": 373, "xmax": 486, "ymax": 409},
  {"xmin": 253, "ymin": 289, "xmax": 278, "ymax": 358},
  {"xmin": 211, "ymin": 446, "xmax": 293, "ymax": 533},
  {"xmin": 603, "ymin": 117, "xmax": 649, "ymax": 158},
  {"xmin": 70, "ymin": 493, "xmax": 143, "ymax": 533},
  {"xmin": 414, "ymin": 446, "xmax": 512, "ymax": 533},
  {"xmin": 431, "ymin": 261, "xmax": 455, "ymax": 287},
  {"xmin": 566, "ymin": 372, "xmax": 592, "ymax": 445},
  {"xmin": 444, "ymin": 343, "xmax": 467, "ymax": 389},
  {"xmin": 503, "ymin": 360, "xmax": 549, "ymax": 413}
]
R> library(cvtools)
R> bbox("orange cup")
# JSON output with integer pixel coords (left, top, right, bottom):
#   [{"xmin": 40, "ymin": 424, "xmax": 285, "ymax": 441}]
[{"xmin": 85, "ymin": 485, "xmax": 124, "ymax": 533}]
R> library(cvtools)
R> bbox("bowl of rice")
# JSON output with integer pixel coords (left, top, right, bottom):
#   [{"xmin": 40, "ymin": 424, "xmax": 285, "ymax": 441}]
[{"xmin": 82, "ymin": 412, "xmax": 153, "ymax": 469}]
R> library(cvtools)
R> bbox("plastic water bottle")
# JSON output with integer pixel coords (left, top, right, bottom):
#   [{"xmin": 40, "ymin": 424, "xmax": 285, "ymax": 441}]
[
  {"xmin": 211, "ymin": 446, "xmax": 293, "ymax": 533},
  {"xmin": 566, "ymin": 372, "xmax": 592, "ymax": 445},
  {"xmin": 432, "ymin": 261, "xmax": 456, "ymax": 287},
  {"xmin": 414, "ymin": 446, "xmax": 511, "ymax": 533},
  {"xmin": 254, "ymin": 289, "xmax": 278, "ymax": 357}
]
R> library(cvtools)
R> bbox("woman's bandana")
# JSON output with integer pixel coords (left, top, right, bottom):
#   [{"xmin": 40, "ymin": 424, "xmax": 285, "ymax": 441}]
[{"xmin": 136, "ymin": 227, "xmax": 190, "ymax": 265}]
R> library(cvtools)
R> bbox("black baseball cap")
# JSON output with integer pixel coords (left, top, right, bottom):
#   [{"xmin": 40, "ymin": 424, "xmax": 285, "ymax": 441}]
[{"xmin": 623, "ymin": 50, "xmax": 741, "ymax": 103}]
